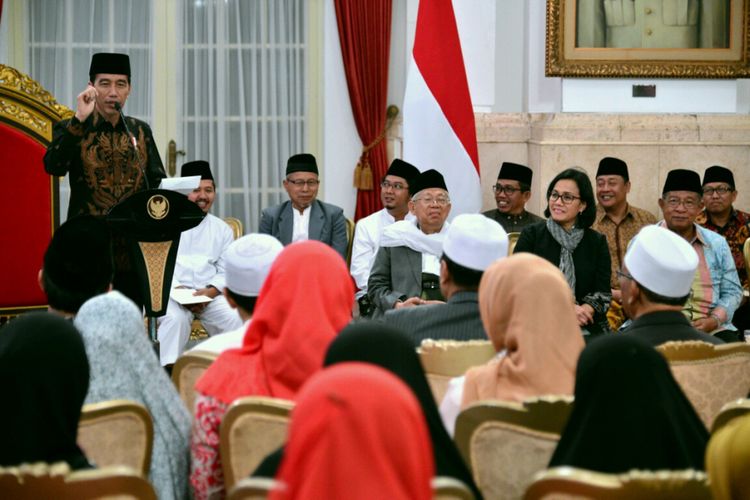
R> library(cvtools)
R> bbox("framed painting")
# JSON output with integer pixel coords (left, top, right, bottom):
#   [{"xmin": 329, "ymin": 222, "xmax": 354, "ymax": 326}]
[{"xmin": 546, "ymin": 0, "xmax": 750, "ymax": 78}]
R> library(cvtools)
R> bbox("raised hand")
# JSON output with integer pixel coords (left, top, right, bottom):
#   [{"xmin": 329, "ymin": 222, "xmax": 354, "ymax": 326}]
[{"xmin": 75, "ymin": 85, "xmax": 98, "ymax": 122}]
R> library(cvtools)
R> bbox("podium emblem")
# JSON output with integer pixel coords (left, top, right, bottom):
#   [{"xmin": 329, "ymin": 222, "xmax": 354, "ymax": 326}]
[{"xmin": 147, "ymin": 195, "xmax": 169, "ymax": 220}]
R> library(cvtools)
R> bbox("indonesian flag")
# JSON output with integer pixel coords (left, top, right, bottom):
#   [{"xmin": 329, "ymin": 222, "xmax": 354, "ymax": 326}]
[{"xmin": 403, "ymin": 0, "xmax": 480, "ymax": 217}]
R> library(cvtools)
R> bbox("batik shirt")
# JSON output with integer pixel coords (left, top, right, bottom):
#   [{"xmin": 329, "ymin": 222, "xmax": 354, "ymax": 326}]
[
  {"xmin": 697, "ymin": 208, "xmax": 750, "ymax": 289},
  {"xmin": 44, "ymin": 111, "xmax": 165, "ymax": 218},
  {"xmin": 593, "ymin": 204, "xmax": 657, "ymax": 289}
]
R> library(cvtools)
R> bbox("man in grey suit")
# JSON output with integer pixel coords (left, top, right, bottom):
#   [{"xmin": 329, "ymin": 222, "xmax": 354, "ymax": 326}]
[
  {"xmin": 368, "ymin": 169, "xmax": 452, "ymax": 317},
  {"xmin": 259, "ymin": 153, "xmax": 348, "ymax": 259},
  {"xmin": 384, "ymin": 213, "xmax": 508, "ymax": 346}
]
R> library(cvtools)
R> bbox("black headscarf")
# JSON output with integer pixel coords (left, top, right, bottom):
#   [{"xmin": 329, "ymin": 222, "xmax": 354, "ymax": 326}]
[
  {"xmin": 0, "ymin": 313, "xmax": 91, "ymax": 469},
  {"xmin": 324, "ymin": 322, "xmax": 482, "ymax": 499},
  {"xmin": 549, "ymin": 335, "xmax": 709, "ymax": 472}
]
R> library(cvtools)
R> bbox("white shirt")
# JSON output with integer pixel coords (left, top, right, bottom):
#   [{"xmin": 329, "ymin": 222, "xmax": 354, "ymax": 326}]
[
  {"xmin": 292, "ymin": 206, "xmax": 311, "ymax": 243},
  {"xmin": 350, "ymin": 209, "xmax": 416, "ymax": 298},
  {"xmin": 189, "ymin": 319, "xmax": 249, "ymax": 354},
  {"xmin": 172, "ymin": 213, "xmax": 235, "ymax": 290}
]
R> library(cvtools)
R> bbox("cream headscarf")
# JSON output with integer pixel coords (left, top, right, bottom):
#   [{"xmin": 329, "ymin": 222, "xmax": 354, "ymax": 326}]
[{"xmin": 462, "ymin": 253, "xmax": 585, "ymax": 407}]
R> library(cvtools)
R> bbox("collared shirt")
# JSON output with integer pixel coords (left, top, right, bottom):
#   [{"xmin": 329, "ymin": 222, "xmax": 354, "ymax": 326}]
[
  {"xmin": 593, "ymin": 204, "xmax": 657, "ymax": 289},
  {"xmin": 696, "ymin": 208, "xmax": 750, "ymax": 289},
  {"xmin": 658, "ymin": 221, "xmax": 743, "ymax": 332},
  {"xmin": 44, "ymin": 111, "xmax": 165, "ymax": 218},
  {"xmin": 291, "ymin": 206, "xmax": 311, "ymax": 243},
  {"xmin": 173, "ymin": 214, "xmax": 235, "ymax": 290},
  {"xmin": 350, "ymin": 209, "xmax": 416, "ymax": 298},
  {"xmin": 482, "ymin": 209, "xmax": 544, "ymax": 234}
]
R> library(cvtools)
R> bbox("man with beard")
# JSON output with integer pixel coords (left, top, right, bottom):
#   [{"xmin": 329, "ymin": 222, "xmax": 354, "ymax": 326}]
[
  {"xmin": 482, "ymin": 162, "xmax": 543, "ymax": 233},
  {"xmin": 350, "ymin": 159, "xmax": 420, "ymax": 316}
]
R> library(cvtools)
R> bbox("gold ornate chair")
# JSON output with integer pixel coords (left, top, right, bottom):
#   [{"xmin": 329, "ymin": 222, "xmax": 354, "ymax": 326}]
[
  {"xmin": 711, "ymin": 398, "xmax": 750, "ymax": 434},
  {"xmin": 656, "ymin": 341, "xmax": 750, "ymax": 428},
  {"xmin": 77, "ymin": 400, "xmax": 153, "ymax": 475},
  {"xmin": 171, "ymin": 349, "xmax": 219, "ymax": 415},
  {"xmin": 227, "ymin": 477, "xmax": 281, "ymax": 500},
  {"xmin": 220, "ymin": 396, "xmax": 295, "ymax": 490},
  {"xmin": 345, "ymin": 216, "xmax": 355, "ymax": 266},
  {"xmin": 418, "ymin": 339, "xmax": 496, "ymax": 405},
  {"xmin": 455, "ymin": 397, "xmax": 574, "ymax": 500},
  {"xmin": 226, "ymin": 476, "xmax": 475, "ymax": 500},
  {"xmin": 224, "ymin": 216, "xmax": 244, "ymax": 240},
  {"xmin": 524, "ymin": 467, "xmax": 710, "ymax": 500},
  {"xmin": 433, "ymin": 476, "xmax": 476, "ymax": 500},
  {"xmin": 0, "ymin": 65, "xmax": 72, "ymax": 324},
  {"xmin": 507, "ymin": 232, "xmax": 521, "ymax": 255},
  {"xmin": 0, "ymin": 462, "xmax": 157, "ymax": 500}
]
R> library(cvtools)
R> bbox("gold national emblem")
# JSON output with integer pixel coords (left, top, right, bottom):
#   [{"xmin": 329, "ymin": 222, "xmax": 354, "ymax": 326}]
[{"xmin": 147, "ymin": 195, "xmax": 169, "ymax": 220}]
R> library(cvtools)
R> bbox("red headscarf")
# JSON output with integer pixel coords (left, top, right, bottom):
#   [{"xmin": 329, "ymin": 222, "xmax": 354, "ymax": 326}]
[
  {"xmin": 195, "ymin": 241, "xmax": 354, "ymax": 404},
  {"xmin": 272, "ymin": 363, "xmax": 434, "ymax": 500}
]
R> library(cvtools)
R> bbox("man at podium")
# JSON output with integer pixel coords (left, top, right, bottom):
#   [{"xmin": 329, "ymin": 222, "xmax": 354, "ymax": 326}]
[{"xmin": 43, "ymin": 52, "xmax": 166, "ymax": 306}]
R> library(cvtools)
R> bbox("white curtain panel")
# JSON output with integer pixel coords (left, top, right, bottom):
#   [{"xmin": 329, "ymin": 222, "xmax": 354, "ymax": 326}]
[
  {"xmin": 179, "ymin": 0, "xmax": 307, "ymax": 232},
  {"xmin": 27, "ymin": 0, "xmax": 153, "ymax": 221}
]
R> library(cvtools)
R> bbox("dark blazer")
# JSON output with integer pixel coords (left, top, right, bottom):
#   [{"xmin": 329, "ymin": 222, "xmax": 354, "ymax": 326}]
[
  {"xmin": 623, "ymin": 310, "xmax": 724, "ymax": 346},
  {"xmin": 515, "ymin": 221, "xmax": 611, "ymax": 334},
  {"xmin": 384, "ymin": 291, "xmax": 487, "ymax": 347},
  {"xmin": 259, "ymin": 199, "xmax": 348, "ymax": 259},
  {"xmin": 367, "ymin": 245, "xmax": 423, "ymax": 318}
]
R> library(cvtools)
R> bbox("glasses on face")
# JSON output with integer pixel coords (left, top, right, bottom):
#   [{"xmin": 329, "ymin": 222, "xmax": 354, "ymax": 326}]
[
  {"xmin": 286, "ymin": 179, "xmax": 320, "ymax": 188},
  {"xmin": 414, "ymin": 196, "xmax": 450, "ymax": 207},
  {"xmin": 381, "ymin": 180, "xmax": 407, "ymax": 191},
  {"xmin": 492, "ymin": 184, "xmax": 521, "ymax": 195},
  {"xmin": 664, "ymin": 196, "xmax": 699, "ymax": 209},
  {"xmin": 616, "ymin": 269, "xmax": 634, "ymax": 281},
  {"xmin": 549, "ymin": 191, "xmax": 581, "ymax": 205},
  {"xmin": 703, "ymin": 186, "xmax": 733, "ymax": 197}
]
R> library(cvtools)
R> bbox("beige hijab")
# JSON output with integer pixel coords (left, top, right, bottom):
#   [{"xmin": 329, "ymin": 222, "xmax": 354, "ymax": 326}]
[{"xmin": 462, "ymin": 253, "xmax": 584, "ymax": 407}]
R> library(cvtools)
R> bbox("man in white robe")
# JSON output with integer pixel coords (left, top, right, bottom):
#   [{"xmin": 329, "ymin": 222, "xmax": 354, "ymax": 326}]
[
  {"xmin": 157, "ymin": 160, "xmax": 242, "ymax": 365},
  {"xmin": 350, "ymin": 159, "xmax": 420, "ymax": 316}
]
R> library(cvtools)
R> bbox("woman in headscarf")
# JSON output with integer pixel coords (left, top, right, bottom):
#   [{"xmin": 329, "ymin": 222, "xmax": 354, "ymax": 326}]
[
  {"xmin": 0, "ymin": 313, "xmax": 91, "ymax": 469},
  {"xmin": 75, "ymin": 291, "xmax": 192, "ymax": 499},
  {"xmin": 460, "ymin": 253, "xmax": 585, "ymax": 409},
  {"xmin": 271, "ymin": 363, "xmax": 434, "ymax": 500},
  {"xmin": 191, "ymin": 241, "xmax": 354, "ymax": 499},
  {"xmin": 322, "ymin": 323, "xmax": 481, "ymax": 498},
  {"xmin": 707, "ymin": 412, "xmax": 750, "ymax": 499},
  {"xmin": 515, "ymin": 167, "xmax": 612, "ymax": 336},
  {"xmin": 549, "ymin": 335, "xmax": 709, "ymax": 472}
]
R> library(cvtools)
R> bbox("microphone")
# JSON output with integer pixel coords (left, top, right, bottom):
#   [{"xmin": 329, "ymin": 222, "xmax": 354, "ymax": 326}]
[{"xmin": 114, "ymin": 102, "xmax": 150, "ymax": 190}]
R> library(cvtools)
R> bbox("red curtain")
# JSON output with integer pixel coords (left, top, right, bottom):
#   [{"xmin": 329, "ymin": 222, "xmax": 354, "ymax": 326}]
[{"xmin": 334, "ymin": 0, "xmax": 392, "ymax": 221}]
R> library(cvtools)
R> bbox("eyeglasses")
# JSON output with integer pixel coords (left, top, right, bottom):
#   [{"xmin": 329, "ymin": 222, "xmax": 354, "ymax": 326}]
[
  {"xmin": 414, "ymin": 196, "xmax": 450, "ymax": 207},
  {"xmin": 616, "ymin": 269, "xmax": 634, "ymax": 281},
  {"xmin": 703, "ymin": 186, "xmax": 733, "ymax": 196},
  {"xmin": 381, "ymin": 180, "xmax": 407, "ymax": 191},
  {"xmin": 492, "ymin": 185, "xmax": 521, "ymax": 195},
  {"xmin": 663, "ymin": 196, "xmax": 699, "ymax": 209},
  {"xmin": 549, "ymin": 191, "xmax": 581, "ymax": 205},
  {"xmin": 286, "ymin": 179, "xmax": 320, "ymax": 188}
]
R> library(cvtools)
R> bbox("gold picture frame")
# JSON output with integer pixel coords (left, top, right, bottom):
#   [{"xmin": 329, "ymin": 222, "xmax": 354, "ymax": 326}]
[{"xmin": 546, "ymin": 0, "xmax": 750, "ymax": 78}]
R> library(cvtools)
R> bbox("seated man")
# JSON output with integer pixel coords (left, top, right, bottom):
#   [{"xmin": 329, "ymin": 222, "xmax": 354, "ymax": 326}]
[
  {"xmin": 620, "ymin": 225, "xmax": 723, "ymax": 346},
  {"xmin": 157, "ymin": 160, "xmax": 243, "ymax": 366},
  {"xmin": 482, "ymin": 161, "xmax": 543, "ymax": 232},
  {"xmin": 385, "ymin": 213, "xmax": 508, "ymax": 346},
  {"xmin": 39, "ymin": 215, "xmax": 113, "ymax": 318},
  {"xmin": 191, "ymin": 233, "xmax": 283, "ymax": 353},
  {"xmin": 697, "ymin": 165, "xmax": 750, "ymax": 331},
  {"xmin": 592, "ymin": 156, "xmax": 656, "ymax": 330},
  {"xmin": 259, "ymin": 153, "xmax": 348, "ymax": 259},
  {"xmin": 368, "ymin": 169, "xmax": 451, "ymax": 317},
  {"xmin": 657, "ymin": 169, "xmax": 743, "ymax": 342},
  {"xmin": 350, "ymin": 159, "xmax": 420, "ymax": 317}
]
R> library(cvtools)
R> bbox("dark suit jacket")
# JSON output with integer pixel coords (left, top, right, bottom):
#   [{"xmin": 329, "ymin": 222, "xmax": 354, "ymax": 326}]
[
  {"xmin": 383, "ymin": 291, "xmax": 487, "ymax": 347},
  {"xmin": 259, "ymin": 199, "xmax": 348, "ymax": 259},
  {"xmin": 368, "ymin": 245, "xmax": 424, "ymax": 317},
  {"xmin": 623, "ymin": 310, "xmax": 724, "ymax": 346},
  {"xmin": 515, "ymin": 221, "xmax": 611, "ymax": 334}
]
